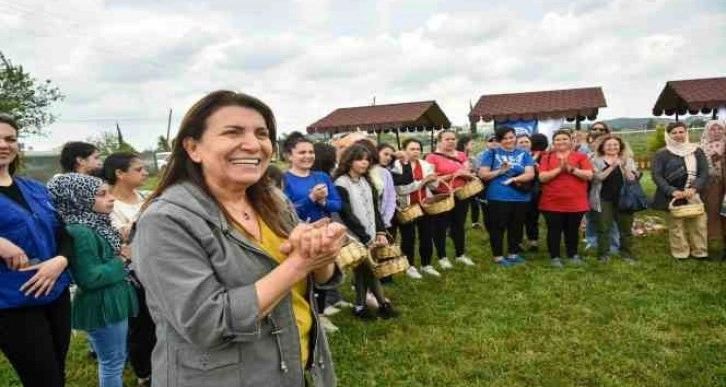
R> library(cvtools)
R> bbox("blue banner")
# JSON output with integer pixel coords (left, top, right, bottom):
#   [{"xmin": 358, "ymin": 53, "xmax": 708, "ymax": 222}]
[{"xmin": 494, "ymin": 119, "xmax": 538, "ymax": 136}]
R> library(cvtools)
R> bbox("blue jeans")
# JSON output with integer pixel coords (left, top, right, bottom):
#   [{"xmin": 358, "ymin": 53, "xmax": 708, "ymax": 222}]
[
  {"xmin": 585, "ymin": 211, "xmax": 620, "ymax": 253},
  {"xmin": 87, "ymin": 319, "xmax": 128, "ymax": 387}
]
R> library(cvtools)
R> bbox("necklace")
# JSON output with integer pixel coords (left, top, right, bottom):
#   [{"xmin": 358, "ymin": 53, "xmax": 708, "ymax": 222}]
[{"xmin": 243, "ymin": 211, "xmax": 250, "ymax": 221}]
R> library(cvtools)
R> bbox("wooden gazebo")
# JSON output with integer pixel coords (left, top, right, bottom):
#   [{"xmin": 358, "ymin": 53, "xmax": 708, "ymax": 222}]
[
  {"xmin": 306, "ymin": 100, "xmax": 451, "ymax": 148},
  {"xmin": 468, "ymin": 87, "xmax": 607, "ymax": 131},
  {"xmin": 652, "ymin": 77, "xmax": 726, "ymax": 120}
]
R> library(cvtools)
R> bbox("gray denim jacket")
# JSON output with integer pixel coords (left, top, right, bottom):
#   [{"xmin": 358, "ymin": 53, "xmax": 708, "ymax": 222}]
[{"xmin": 133, "ymin": 182, "xmax": 341, "ymax": 387}]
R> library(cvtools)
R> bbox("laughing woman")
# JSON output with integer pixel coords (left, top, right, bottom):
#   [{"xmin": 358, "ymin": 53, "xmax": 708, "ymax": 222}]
[
  {"xmin": 133, "ymin": 91, "xmax": 346, "ymax": 387},
  {"xmin": 538, "ymin": 130, "xmax": 593, "ymax": 268}
]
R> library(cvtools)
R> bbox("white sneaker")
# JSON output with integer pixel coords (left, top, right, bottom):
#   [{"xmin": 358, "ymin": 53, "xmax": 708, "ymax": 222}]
[
  {"xmin": 323, "ymin": 305, "xmax": 341, "ymax": 316},
  {"xmin": 456, "ymin": 255, "xmax": 475, "ymax": 266},
  {"xmin": 333, "ymin": 300, "xmax": 354, "ymax": 309},
  {"xmin": 318, "ymin": 316, "xmax": 339, "ymax": 333},
  {"xmin": 366, "ymin": 291, "xmax": 380, "ymax": 309},
  {"xmin": 405, "ymin": 266, "xmax": 423, "ymax": 279},
  {"xmin": 438, "ymin": 257, "xmax": 453, "ymax": 270},
  {"xmin": 421, "ymin": 265, "xmax": 441, "ymax": 277}
]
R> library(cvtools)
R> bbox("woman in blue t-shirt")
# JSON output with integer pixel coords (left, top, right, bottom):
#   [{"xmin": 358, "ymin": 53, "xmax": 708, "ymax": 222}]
[
  {"xmin": 477, "ymin": 127, "xmax": 535, "ymax": 266},
  {"xmin": 282, "ymin": 132, "xmax": 342, "ymax": 223}
]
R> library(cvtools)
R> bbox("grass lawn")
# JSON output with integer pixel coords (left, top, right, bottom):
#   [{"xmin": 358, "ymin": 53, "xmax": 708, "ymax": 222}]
[{"xmin": 4, "ymin": 174, "xmax": 726, "ymax": 386}]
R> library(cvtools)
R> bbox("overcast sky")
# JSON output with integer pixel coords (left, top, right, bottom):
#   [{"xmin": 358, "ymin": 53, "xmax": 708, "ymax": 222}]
[{"xmin": 2, "ymin": 0, "xmax": 724, "ymax": 151}]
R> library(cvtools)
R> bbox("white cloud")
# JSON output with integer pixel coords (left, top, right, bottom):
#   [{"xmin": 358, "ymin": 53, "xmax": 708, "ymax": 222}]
[{"xmin": 1, "ymin": 0, "xmax": 725, "ymax": 151}]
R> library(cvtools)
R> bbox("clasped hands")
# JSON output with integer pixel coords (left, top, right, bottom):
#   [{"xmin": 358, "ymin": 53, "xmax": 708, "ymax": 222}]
[
  {"xmin": 673, "ymin": 188, "xmax": 696, "ymax": 200},
  {"xmin": 279, "ymin": 218, "xmax": 347, "ymax": 273}
]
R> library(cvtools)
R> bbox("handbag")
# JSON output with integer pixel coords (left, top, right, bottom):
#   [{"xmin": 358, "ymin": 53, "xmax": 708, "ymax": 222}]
[{"xmin": 618, "ymin": 179, "xmax": 649, "ymax": 212}]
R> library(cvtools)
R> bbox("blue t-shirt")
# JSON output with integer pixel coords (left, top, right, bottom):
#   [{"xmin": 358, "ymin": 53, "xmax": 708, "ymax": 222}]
[
  {"xmin": 480, "ymin": 148, "xmax": 534, "ymax": 202},
  {"xmin": 282, "ymin": 171, "xmax": 342, "ymax": 222}
]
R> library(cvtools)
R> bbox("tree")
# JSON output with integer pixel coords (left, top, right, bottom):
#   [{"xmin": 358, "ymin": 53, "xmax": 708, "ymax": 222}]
[
  {"xmin": 648, "ymin": 123, "xmax": 667, "ymax": 153},
  {"xmin": 88, "ymin": 125, "xmax": 137, "ymax": 156},
  {"xmin": 0, "ymin": 52, "xmax": 64, "ymax": 136},
  {"xmin": 156, "ymin": 135, "xmax": 171, "ymax": 152}
]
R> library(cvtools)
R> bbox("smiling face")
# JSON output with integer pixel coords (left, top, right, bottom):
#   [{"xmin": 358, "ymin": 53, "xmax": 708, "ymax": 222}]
[
  {"xmin": 184, "ymin": 105, "xmax": 273, "ymax": 191},
  {"xmin": 500, "ymin": 131, "xmax": 516, "ymax": 150},
  {"xmin": 0, "ymin": 123, "xmax": 18, "ymax": 173},
  {"xmin": 288, "ymin": 141, "xmax": 315, "ymax": 172},
  {"xmin": 116, "ymin": 158, "xmax": 149, "ymax": 189},
  {"xmin": 92, "ymin": 183, "xmax": 116, "ymax": 214},
  {"xmin": 603, "ymin": 138, "xmax": 621, "ymax": 156},
  {"xmin": 553, "ymin": 133, "xmax": 573, "ymax": 152}
]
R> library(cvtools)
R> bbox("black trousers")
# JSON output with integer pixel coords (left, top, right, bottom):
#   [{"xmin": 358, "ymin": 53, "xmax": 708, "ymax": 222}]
[
  {"xmin": 487, "ymin": 200, "xmax": 528, "ymax": 257},
  {"xmin": 524, "ymin": 197, "xmax": 540, "ymax": 242},
  {"xmin": 470, "ymin": 197, "xmax": 481, "ymax": 224},
  {"xmin": 399, "ymin": 214, "xmax": 434, "ymax": 267},
  {"xmin": 353, "ymin": 265, "xmax": 386, "ymax": 307},
  {"xmin": 128, "ymin": 285, "xmax": 156, "ymax": 379},
  {"xmin": 431, "ymin": 198, "xmax": 470, "ymax": 258},
  {"xmin": 542, "ymin": 211, "xmax": 586, "ymax": 259},
  {"xmin": 0, "ymin": 289, "xmax": 71, "ymax": 387}
]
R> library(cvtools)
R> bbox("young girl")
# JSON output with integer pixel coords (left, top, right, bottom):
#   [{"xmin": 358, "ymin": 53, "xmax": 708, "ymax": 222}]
[
  {"xmin": 47, "ymin": 173, "xmax": 138, "ymax": 387},
  {"xmin": 334, "ymin": 144, "xmax": 398, "ymax": 320}
]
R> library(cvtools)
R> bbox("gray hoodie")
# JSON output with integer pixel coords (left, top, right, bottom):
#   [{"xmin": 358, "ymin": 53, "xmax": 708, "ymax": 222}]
[{"xmin": 133, "ymin": 182, "xmax": 341, "ymax": 387}]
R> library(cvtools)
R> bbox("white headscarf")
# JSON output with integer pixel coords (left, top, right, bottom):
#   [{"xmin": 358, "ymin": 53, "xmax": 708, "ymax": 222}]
[
  {"xmin": 665, "ymin": 126, "xmax": 697, "ymax": 157},
  {"xmin": 699, "ymin": 120, "xmax": 726, "ymax": 178}
]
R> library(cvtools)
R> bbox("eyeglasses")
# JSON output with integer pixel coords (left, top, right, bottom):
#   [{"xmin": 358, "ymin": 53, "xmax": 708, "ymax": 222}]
[{"xmin": 590, "ymin": 127, "xmax": 606, "ymax": 132}]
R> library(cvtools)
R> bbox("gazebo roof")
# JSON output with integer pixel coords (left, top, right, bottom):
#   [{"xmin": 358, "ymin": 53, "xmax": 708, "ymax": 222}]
[
  {"xmin": 652, "ymin": 77, "xmax": 726, "ymax": 116},
  {"xmin": 306, "ymin": 100, "xmax": 451, "ymax": 134},
  {"xmin": 469, "ymin": 87, "xmax": 607, "ymax": 122}
]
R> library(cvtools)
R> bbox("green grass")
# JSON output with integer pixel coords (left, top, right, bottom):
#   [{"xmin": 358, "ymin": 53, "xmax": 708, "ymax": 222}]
[{"xmin": 4, "ymin": 172, "xmax": 726, "ymax": 386}]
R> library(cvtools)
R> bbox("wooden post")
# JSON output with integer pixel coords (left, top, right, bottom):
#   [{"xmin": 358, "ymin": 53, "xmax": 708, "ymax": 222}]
[
  {"xmin": 675, "ymin": 111, "xmax": 679, "ymax": 121},
  {"xmin": 714, "ymin": 110, "xmax": 717, "ymax": 120},
  {"xmin": 430, "ymin": 127, "xmax": 435, "ymax": 152},
  {"xmin": 575, "ymin": 116, "xmax": 581, "ymax": 131},
  {"xmin": 395, "ymin": 127, "xmax": 401, "ymax": 149},
  {"xmin": 376, "ymin": 129, "xmax": 382, "ymax": 144}
]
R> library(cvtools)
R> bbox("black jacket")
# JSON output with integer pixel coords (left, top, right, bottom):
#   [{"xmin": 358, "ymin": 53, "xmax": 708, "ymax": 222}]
[{"xmin": 650, "ymin": 147, "xmax": 708, "ymax": 211}]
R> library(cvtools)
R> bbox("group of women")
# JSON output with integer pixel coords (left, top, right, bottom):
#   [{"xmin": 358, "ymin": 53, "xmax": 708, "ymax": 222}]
[
  {"xmin": 0, "ymin": 114, "xmax": 153, "ymax": 386},
  {"xmin": 2, "ymin": 88, "xmax": 725, "ymax": 387}
]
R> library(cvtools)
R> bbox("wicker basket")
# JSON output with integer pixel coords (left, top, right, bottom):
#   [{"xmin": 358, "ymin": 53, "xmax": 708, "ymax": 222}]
[
  {"xmin": 421, "ymin": 181, "xmax": 454, "ymax": 215},
  {"xmin": 371, "ymin": 244, "xmax": 403, "ymax": 262},
  {"xmin": 372, "ymin": 256, "xmax": 410, "ymax": 278},
  {"xmin": 396, "ymin": 203, "xmax": 424, "ymax": 224},
  {"xmin": 336, "ymin": 236, "xmax": 369, "ymax": 270},
  {"xmin": 455, "ymin": 176, "xmax": 484, "ymax": 200},
  {"xmin": 668, "ymin": 196, "xmax": 705, "ymax": 218}
]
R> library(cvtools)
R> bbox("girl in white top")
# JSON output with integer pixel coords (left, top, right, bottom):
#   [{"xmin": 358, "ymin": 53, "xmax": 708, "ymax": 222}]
[{"xmin": 101, "ymin": 152, "xmax": 153, "ymax": 385}]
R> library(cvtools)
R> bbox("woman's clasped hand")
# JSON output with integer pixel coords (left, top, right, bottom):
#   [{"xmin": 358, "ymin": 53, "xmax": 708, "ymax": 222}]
[{"xmin": 280, "ymin": 218, "xmax": 347, "ymax": 271}]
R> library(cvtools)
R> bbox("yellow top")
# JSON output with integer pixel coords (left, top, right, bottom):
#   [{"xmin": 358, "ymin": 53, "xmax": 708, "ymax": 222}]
[{"xmin": 231, "ymin": 219, "xmax": 312, "ymax": 367}]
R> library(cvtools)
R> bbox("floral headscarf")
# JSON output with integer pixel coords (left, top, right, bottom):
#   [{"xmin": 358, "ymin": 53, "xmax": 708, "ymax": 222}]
[
  {"xmin": 699, "ymin": 120, "xmax": 726, "ymax": 178},
  {"xmin": 47, "ymin": 173, "xmax": 122, "ymax": 254}
]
